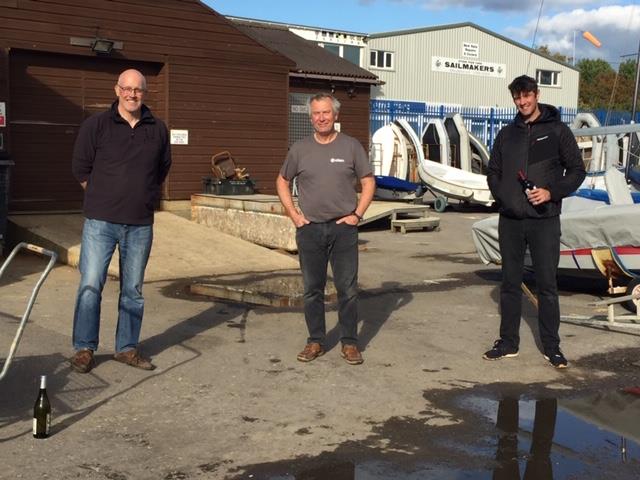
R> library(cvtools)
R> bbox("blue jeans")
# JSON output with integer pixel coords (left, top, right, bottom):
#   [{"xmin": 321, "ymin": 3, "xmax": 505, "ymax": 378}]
[
  {"xmin": 296, "ymin": 221, "xmax": 359, "ymax": 346},
  {"xmin": 72, "ymin": 219, "xmax": 153, "ymax": 353}
]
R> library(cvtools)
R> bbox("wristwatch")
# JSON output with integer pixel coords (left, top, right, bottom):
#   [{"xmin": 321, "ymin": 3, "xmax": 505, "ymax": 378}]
[{"xmin": 352, "ymin": 211, "xmax": 363, "ymax": 221}]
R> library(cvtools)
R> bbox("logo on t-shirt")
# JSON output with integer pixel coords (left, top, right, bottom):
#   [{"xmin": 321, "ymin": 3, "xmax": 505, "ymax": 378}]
[
  {"xmin": 536, "ymin": 135, "xmax": 549, "ymax": 142},
  {"xmin": 330, "ymin": 158, "xmax": 345, "ymax": 163}
]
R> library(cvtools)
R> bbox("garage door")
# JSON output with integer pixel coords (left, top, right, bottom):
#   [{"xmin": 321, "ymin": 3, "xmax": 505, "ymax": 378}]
[{"xmin": 8, "ymin": 50, "xmax": 163, "ymax": 211}]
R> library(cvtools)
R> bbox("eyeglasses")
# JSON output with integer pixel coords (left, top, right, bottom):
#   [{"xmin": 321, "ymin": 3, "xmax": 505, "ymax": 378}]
[{"xmin": 118, "ymin": 85, "xmax": 146, "ymax": 95}]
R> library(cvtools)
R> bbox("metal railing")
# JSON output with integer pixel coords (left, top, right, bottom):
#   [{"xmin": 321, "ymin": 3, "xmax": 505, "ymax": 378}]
[{"xmin": 370, "ymin": 100, "xmax": 639, "ymax": 149}]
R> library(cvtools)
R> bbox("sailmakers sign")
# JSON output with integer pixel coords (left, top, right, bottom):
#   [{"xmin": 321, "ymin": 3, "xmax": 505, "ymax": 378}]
[{"xmin": 432, "ymin": 57, "xmax": 506, "ymax": 78}]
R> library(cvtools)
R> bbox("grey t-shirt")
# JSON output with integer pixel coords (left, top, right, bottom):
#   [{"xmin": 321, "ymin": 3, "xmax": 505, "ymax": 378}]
[{"xmin": 280, "ymin": 133, "xmax": 372, "ymax": 223}]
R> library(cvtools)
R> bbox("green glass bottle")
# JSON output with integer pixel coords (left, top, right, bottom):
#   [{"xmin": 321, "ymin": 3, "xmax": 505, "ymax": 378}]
[{"xmin": 33, "ymin": 375, "xmax": 51, "ymax": 439}]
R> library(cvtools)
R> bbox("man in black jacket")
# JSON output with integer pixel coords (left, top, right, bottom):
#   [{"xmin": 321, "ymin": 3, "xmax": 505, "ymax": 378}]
[
  {"xmin": 69, "ymin": 69, "xmax": 171, "ymax": 373},
  {"xmin": 483, "ymin": 75, "xmax": 585, "ymax": 368}
]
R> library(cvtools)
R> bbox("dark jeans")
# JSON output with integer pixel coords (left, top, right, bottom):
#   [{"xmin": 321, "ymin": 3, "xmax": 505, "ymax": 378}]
[
  {"xmin": 296, "ymin": 221, "xmax": 359, "ymax": 346},
  {"xmin": 498, "ymin": 215, "xmax": 561, "ymax": 352},
  {"xmin": 493, "ymin": 398, "xmax": 557, "ymax": 480}
]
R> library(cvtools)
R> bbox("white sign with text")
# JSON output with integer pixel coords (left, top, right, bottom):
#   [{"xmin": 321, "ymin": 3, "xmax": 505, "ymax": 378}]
[
  {"xmin": 462, "ymin": 42, "xmax": 479, "ymax": 58},
  {"xmin": 432, "ymin": 57, "xmax": 506, "ymax": 78},
  {"xmin": 170, "ymin": 129, "xmax": 189, "ymax": 145}
]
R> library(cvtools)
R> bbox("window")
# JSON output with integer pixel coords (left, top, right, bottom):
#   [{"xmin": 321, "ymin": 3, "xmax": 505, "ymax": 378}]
[
  {"xmin": 536, "ymin": 69, "xmax": 561, "ymax": 87},
  {"xmin": 320, "ymin": 43, "xmax": 363, "ymax": 66},
  {"xmin": 369, "ymin": 50, "xmax": 394, "ymax": 70},
  {"xmin": 343, "ymin": 45, "xmax": 361, "ymax": 65},
  {"xmin": 323, "ymin": 43, "xmax": 340, "ymax": 56}
]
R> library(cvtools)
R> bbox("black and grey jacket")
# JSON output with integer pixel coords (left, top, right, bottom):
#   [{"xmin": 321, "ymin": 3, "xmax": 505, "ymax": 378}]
[{"xmin": 487, "ymin": 103, "xmax": 586, "ymax": 219}]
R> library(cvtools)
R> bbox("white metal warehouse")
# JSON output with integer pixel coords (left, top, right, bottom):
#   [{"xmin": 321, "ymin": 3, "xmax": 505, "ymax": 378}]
[{"xmin": 366, "ymin": 22, "xmax": 579, "ymax": 110}]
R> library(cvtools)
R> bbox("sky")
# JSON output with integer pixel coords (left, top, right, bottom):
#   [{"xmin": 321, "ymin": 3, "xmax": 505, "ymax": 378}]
[{"xmin": 203, "ymin": 0, "xmax": 640, "ymax": 67}]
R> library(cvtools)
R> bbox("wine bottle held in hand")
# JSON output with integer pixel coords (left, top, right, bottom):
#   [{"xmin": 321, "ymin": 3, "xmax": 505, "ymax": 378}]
[
  {"xmin": 517, "ymin": 170, "xmax": 536, "ymax": 194},
  {"xmin": 33, "ymin": 375, "xmax": 51, "ymax": 439}
]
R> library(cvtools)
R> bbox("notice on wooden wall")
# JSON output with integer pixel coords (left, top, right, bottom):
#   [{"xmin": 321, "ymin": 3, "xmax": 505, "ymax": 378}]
[
  {"xmin": 0, "ymin": 102, "xmax": 6, "ymax": 128},
  {"xmin": 170, "ymin": 129, "xmax": 189, "ymax": 145}
]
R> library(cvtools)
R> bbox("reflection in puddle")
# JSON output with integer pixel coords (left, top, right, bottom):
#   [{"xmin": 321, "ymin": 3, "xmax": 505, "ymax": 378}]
[
  {"xmin": 493, "ymin": 398, "xmax": 556, "ymax": 479},
  {"xmin": 463, "ymin": 391, "xmax": 640, "ymax": 480},
  {"xmin": 237, "ymin": 391, "xmax": 640, "ymax": 479},
  {"xmin": 258, "ymin": 462, "xmax": 486, "ymax": 480},
  {"xmin": 462, "ymin": 391, "xmax": 640, "ymax": 479}
]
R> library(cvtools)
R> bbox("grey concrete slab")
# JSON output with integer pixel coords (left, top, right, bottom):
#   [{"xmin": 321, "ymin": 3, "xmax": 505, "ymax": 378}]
[{"xmin": 7, "ymin": 211, "xmax": 299, "ymax": 282}]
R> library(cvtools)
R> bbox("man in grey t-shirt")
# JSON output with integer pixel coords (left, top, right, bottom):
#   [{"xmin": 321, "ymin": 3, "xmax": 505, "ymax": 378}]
[{"xmin": 276, "ymin": 93, "xmax": 375, "ymax": 365}]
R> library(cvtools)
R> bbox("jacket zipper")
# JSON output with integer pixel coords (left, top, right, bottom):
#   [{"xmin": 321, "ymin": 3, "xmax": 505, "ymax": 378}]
[
  {"xmin": 521, "ymin": 123, "xmax": 532, "ymax": 214},
  {"xmin": 525, "ymin": 123, "xmax": 531, "ymax": 176}
]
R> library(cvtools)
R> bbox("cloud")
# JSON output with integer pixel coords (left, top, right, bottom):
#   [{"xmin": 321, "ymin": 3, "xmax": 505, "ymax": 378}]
[
  {"xmin": 508, "ymin": 5, "xmax": 640, "ymax": 64},
  {"xmin": 405, "ymin": 0, "xmax": 615, "ymax": 13}
]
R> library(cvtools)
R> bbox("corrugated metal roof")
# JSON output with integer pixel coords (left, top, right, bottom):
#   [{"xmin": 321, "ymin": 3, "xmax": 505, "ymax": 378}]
[
  {"xmin": 227, "ymin": 15, "xmax": 369, "ymax": 37},
  {"xmin": 232, "ymin": 19, "xmax": 380, "ymax": 84},
  {"xmin": 371, "ymin": 22, "xmax": 578, "ymax": 71}
]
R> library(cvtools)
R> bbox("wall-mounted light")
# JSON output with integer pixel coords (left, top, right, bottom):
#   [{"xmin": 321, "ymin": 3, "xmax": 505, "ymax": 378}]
[
  {"xmin": 347, "ymin": 86, "xmax": 356, "ymax": 98},
  {"xmin": 91, "ymin": 38, "xmax": 115, "ymax": 54},
  {"xmin": 70, "ymin": 36, "xmax": 123, "ymax": 55},
  {"xmin": 329, "ymin": 83, "xmax": 336, "ymax": 94}
]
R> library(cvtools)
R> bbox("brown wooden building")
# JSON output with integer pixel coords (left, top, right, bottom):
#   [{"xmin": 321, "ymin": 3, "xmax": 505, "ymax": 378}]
[
  {"xmin": 0, "ymin": 0, "xmax": 296, "ymax": 211},
  {"xmin": 232, "ymin": 18, "xmax": 379, "ymax": 150},
  {"xmin": 0, "ymin": 1, "xmax": 380, "ymax": 212}
]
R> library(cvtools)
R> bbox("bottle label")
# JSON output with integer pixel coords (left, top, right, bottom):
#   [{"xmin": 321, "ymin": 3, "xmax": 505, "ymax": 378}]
[{"xmin": 32, "ymin": 414, "xmax": 51, "ymax": 436}]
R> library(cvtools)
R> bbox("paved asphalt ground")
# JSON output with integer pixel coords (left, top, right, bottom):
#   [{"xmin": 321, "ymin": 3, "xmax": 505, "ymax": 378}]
[{"xmin": 1, "ymin": 206, "xmax": 640, "ymax": 479}]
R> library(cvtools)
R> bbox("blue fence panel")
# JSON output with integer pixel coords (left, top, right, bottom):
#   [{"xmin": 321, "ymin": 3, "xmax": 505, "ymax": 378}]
[
  {"xmin": 370, "ymin": 100, "xmax": 632, "ymax": 150},
  {"xmin": 586, "ymin": 108, "xmax": 640, "ymax": 125}
]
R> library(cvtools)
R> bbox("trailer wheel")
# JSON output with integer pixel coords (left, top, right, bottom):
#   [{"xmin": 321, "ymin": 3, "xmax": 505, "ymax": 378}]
[
  {"xmin": 434, "ymin": 196, "xmax": 448, "ymax": 213},
  {"xmin": 622, "ymin": 278, "xmax": 640, "ymax": 314}
]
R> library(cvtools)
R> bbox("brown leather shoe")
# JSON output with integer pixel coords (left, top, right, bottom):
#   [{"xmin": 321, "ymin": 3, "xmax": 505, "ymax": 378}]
[
  {"xmin": 70, "ymin": 349, "xmax": 95, "ymax": 373},
  {"xmin": 297, "ymin": 342, "xmax": 325, "ymax": 362},
  {"xmin": 341, "ymin": 344, "xmax": 363, "ymax": 365},
  {"xmin": 113, "ymin": 349, "xmax": 156, "ymax": 370}
]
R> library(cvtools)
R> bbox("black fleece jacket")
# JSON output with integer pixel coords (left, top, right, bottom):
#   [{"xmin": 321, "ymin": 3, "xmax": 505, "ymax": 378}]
[
  {"xmin": 72, "ymin": 101, "xmax": 172, "ymax": 225},
  {"xmin": 487, "ymin": 103, "xmax": 585, "ymax": 219}
]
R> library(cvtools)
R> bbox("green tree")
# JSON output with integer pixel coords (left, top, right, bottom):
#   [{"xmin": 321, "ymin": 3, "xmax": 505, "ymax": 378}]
[
  {"xmin": 577, "ymin": 59, "xmax": 616, "ymax": 109},
  {"xmin": 579, "ymin": 67, "xmax": 636, "ymax": 111},
  {"xmin": 577, "ymin": 58, "xmax": 613, "ymax": 84},
  {"xmin": 619, "ymin": 58, "xmax": 637, "ymax": 81},
  {"xmin": 536, "ymin": 45, "xmax": 569, "ymax": 63}
]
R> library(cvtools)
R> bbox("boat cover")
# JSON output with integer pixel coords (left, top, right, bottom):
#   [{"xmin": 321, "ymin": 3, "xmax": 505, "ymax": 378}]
[
  {"xmin": 375, "ymin": 175, "xmax": 420, "ymax": 192},
  {"xmin": 472, "ymin": 203, "xmax": 640, "ymax": 265}
]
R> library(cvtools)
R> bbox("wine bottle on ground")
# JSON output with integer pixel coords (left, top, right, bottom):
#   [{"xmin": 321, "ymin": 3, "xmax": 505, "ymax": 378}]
[
  {"xmin": 33, "ymin": 375, "xmax": 51, "ymax": 439},
  {"xmin": 517, "ymin": 170, "xmax": 536, "ymax": 193}
]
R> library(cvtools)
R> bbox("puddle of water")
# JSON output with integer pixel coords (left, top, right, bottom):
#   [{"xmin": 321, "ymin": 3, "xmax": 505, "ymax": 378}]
[
  {"xmin": 189, "ymin": 272, "xmax": 337, "ymax": 307},
  {"xmin": 459, "ymin": 391, "xmax": 640, "ymax": 473},
  {"xmin": 263, "ymin": 463, "xmax": 484, "ymax": 479},
  {"xmin": 236, "ymin": 390, "xmax": 640, "ymax": 479}
]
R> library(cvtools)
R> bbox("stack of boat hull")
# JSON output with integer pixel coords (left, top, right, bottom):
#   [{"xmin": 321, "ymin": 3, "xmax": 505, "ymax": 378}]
[{"xmin": 370, "ymin": 115, "xmax": 494, "ymax": 207}]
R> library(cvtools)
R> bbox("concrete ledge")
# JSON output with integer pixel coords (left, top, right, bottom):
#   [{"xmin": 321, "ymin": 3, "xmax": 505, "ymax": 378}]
[
  {"xmin": 192, "ymin": 193, "xmax": 297, "ymax": 252},
  {"xmin": 7, "ymin": 213, "xmax": 88, "ymax": 270},
  {"xmin": 191, "ymin": 194, "xmax": 438, "ymax": 252},
  {"xmin": 192, "ymin": 205, "xmax": 297, "ymax": 252},
  {"xmin": 191, "ymin": 193, "xmax": 291, "ymax": 215},
  {"xmin": 7, "ymin": 212, "xmax": 299, "ymax": 282}
]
